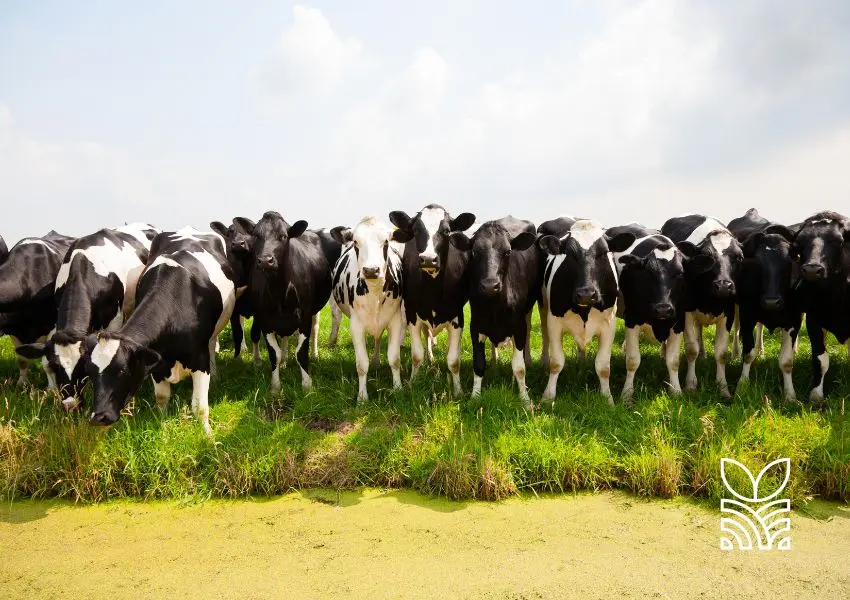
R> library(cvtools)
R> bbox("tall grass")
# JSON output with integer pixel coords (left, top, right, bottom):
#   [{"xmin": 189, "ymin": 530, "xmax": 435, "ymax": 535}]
[{"xmin": 1, "ymin": 306, "xmax": 847, "ymax": 504}]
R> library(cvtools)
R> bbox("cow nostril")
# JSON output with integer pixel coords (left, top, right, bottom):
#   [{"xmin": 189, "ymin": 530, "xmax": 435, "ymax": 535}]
[{"xmin": 802, "ymin": 263, "xmax": 825, "ymax": 280}]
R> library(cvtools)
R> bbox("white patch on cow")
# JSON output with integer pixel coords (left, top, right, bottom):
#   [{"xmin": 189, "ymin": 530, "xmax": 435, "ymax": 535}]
[
  {"xmin": 91, "ymin": 338, "xmax": 121, "ymax": 373},
  {"xmin": 55, "ymin": 341, "xmax": 82, "ymax": 379},
  {"xmin": 62, "ymin": 238, "xmax": 144, "ymax": 288},
  {"xmin": 812, "ymin": 218, "xmax": 833, "ymax": 225},
  {"xmin": 709, "ymin": 231, "xmax": 734, "ymax": 253},
  {"xmin": 569, "ymin": 220, "xmax": 605, "ymax": 250},
  {"xmin": 351, "ymin": 216, "xmax": 395, "ymax": 280},
  {"xmin": 189, "ymin": 251, "xmax": 234, "ymax": 306},
  {"xmin": 558, "ymin": 306, "xmax": 617, "ymax": 352},
  {"xmin": 55, "ymin": 262, "xmax": 71, "ymax": 290},
  {"xmin": 684, "ymin": 217, "xmax": 728, "ymax": 246},
  {"xmin": 116, "ymin": 223, "xmax": 158, "ymax": 247},
  {"xmin": 691, "ymin": 310, "xmax": 723, "ymax": 327},
  {"xmin": 169, "ymin": 227, "xmax": 205, "ymax": 243},
  {"xmin": 16, "ymin": 239, "xmax": 59, "ymax": 254},
  {"xmin": 419, "ymin": 206, "xmax": 446, "ymax": 258},
  {"xmin": 653, "ymin": 246, "xmax": 676, "ymax": 260},
  {"xmin": 148, "ymin": 255, "xmax": 184, "ymax": 270},
  {"xmin": 166, "ymin": 361, "xmax": 193, "ymax": 384}
]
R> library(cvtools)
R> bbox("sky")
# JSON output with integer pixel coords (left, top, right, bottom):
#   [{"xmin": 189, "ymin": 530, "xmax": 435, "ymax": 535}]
[{"xmin": 1, "ymin": 0, "xmax": 849, "ymax": 242}]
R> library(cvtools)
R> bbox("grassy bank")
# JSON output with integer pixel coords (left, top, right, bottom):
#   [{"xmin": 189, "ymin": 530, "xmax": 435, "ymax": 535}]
[{"xmin": 1, "ymin": 306, "xmax": 847, "ymax": 503}]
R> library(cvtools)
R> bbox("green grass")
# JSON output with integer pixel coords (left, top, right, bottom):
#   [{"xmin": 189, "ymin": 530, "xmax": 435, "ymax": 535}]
[{"xmin": 1, "ymin": 306, "xmax": 847, "ymax": 504}]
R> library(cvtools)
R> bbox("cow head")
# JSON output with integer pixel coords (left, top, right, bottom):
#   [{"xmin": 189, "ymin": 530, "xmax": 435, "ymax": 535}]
[
  {"xmin": 211, "ymin": 217, "xmax": 256, "ymax": 287},
  {"xmin": 538, "ymin": 221, "xmax": 635, "ymax": 308},
  {"xmin": 676, "ymin": 231, "xmax": 742, "ymax": 299},
  {"xmin": 84, "ymin": 333, "xmax": 161, "ymax": 426},
  {"xmin": 741, "ymin": 225, "xmax": 798, "ymax": 310},
  {"xmin": 389, "ymin": 205, "xmax": 475, "ymax": 277},
  {"xmin": 249, "ymin": 211, "xmax": 308, "ymax": 272},
  {"xmin": 16, "ymin": 331, "xmax": 90, "ymax": 408},
  {"xmin": 792, "ymin": 212, "xmax": 850, "ymax": 283},
  {"xmin": 617, "ymin": 240, "xmax": 685, "ymax": 320},
  {"xmin": 449, "ymin": 223, "xmax": 536, "ymax": 296},
  {"xmin": 350, "ymin": 216, "xmax": 407, "ymax": 282},
  {"xmin": 329, "ymin": 225, "xmax": 354, "ymax": 245}
]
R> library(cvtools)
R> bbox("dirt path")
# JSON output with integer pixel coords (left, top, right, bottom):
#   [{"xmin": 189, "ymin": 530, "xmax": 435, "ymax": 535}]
[{"xmin": 1, "ymin": 490, "xmax": 848, "ymax": 599}]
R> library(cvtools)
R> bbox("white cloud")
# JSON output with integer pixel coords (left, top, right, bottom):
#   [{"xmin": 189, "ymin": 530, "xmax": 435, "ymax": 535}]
[
  {"xmin": 0, "ymin": 104, "xmax": 11, "ymax": 128},
  {"xmin": 386, "ymin": 47, "xmax": 449, "ymax": 114},
  {"xmin": 255, "ymin": 5, "xmax": 361, "ymax": 96}
]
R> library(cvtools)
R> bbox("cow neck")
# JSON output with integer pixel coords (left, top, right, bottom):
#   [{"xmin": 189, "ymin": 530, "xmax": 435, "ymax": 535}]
[
  {"xmin": 0, "ymin": 261, "xmax": 40, "ymax": 310},
  {"xmin": 55, "ymin": 279, "xmax": 94, "ymax": 337},
  {"xmin": 117, "ymin": 297, "xmax": 170, "ymax": 350}
]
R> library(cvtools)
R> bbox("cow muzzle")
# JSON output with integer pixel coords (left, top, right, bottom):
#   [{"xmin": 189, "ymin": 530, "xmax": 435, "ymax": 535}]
[
  {"xmin": 88, "ymin": 411, "xmax": 118, "ymax": 426},
  {"xmin": 362, "ymin": 266, "xmax": 382, "ymax": 280},
  {"xmin": 419, "ymin": 254, "xmax": 440, "ymax": 276},
  {"xmin": 653, "ymin": 302, "xmax": 675, "ymax": 319},
  {"xmin": 711, "ymin": 279, "xmax": 735, "ymax": 298},
  {"xmin": 480, "ymin": 278, "xmax": 502, "ymax": 296},
  {"xmin": 574, "ymin": 287, "xmax": 599, "ymax": 307},
  {"xmin": 801, "ymin": 263, "xmax": 826, "ymax": 282},
  {"xmin": 761, "ymin": 296, "xmax": 784, "ymax": 310},
  {"xmin": 257, "ymin": 254, "xmax": 277, "ymax": 270}
]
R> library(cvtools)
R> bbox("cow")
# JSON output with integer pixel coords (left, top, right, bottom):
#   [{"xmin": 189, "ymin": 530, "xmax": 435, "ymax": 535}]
[
  {"xmin": 82, "ymin": 227, "xmax": 236, "ymax": 434},
  {"xmin": 726, "ymin": 209, "xmax": 802, "ymax": 401},
  {"xmin": 608, "ymin": 223, "xmax": 688, "ymax": 402},
  {"xmin": 311, "ymin": 227, "xmax": 349, "ymax": 353},
  {"xmin": 242, "ymin": 212, "xmax": 341, "ymax": 394},
  {"xmin": 661, "ymin": 215, "xmax": 744, "ymax": 398},
  {"xmin": 537, "ymin": 220, "xmax": 635, "ymax": 405},
  {"xmin": 537, "ymin": 216, "xmax": 576, "ymax": 369},
  {"xmin": 331, "ymin": 216, "xmax": 406, "ymax": 403},
  {"xmin": 14, "ymin": 224, "xmax": 160, "ymax": 409},
  {"xmin": 448, "ymin": 216, "xmax": 538, "ymax": 406},
  {"xmin": 0, "ymin": 230, "xmax": 76, "ymax": 387},
  {"xmin": 788, "ymin": 211, "xmax": 850, "ymax": 402},
  {"xmin": 387, "ymin": 204, "xmax": 476, "ymax": 395}
]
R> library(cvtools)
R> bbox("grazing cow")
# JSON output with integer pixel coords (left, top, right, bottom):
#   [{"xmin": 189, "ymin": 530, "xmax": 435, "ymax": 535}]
[
  {"xmin": 538, "ymin": 220, "xmax": 635, "ymax": 404},
  {"xmin": 0, "ymin": 231, "xmax": 76, "ymax": 386},
  {"xmin": 15, "ymin": 224, "xmax": 160, "ymax": 408},
  {"xmin": 388, "ymin": 204, "xmax": 476, "ymax": 395},
  {"xmin": 608, "ymin": 223, "xmax": 688, "ymax": 401},
  {"xmin": 727, "ymin": 209, "xmax": 802, "ymax": 400},
  {"xmin": 449, "ymin": 217, "xmax": 539, "ymax": 405},
  {"xmin": 789, "ymin": 211, "xmax": 850, "ymax": 401},
  {"xmin": 243, "ymin": 212, "xmax": 340, "ymax": 394},
  {"xmin": 331, "ymin": 216, "xmax": 406, "ymax": 402},
  {"xmin": 83, "ymin": 227, "xmax": 236, "ymax": 434},
  {"xmin": 661, "ymin": 215, "xmax": 744, "ymax": 398}
]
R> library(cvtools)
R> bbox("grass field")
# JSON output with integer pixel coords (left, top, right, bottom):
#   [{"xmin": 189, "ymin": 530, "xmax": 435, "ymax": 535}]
[{"xmin": 1, "ymin": 305, "xmax": 847, "ymax": 504}]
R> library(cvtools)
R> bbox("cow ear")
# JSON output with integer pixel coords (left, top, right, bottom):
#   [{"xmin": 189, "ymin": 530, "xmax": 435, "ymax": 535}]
[
  {"xmin": 388, "ymin": 211, "xmax": 413, "ymax": 233},
  {"xmin": 617, "ymin": 254, "xmax": 642, "ymax": 268},
  {"xmin": 391, "ymin": 228, "xmax": 412, "ymax": 243},
  {"xmin": 741, "ymin": 231, "xmax": 763, "ymax": 257},
  {"xmin": 449, "ymin": 232, "xmax": 471, "ymax": 252},
  {"xmin": 764, "ymin": 224, "xmax": 795, "ymax": 242},
  {"xmin": 676, "ymin": 241, "xmax": 699, "ymax": 258},
  {"xmin": 510, "ymin": 231, "xmax": 537, "ymax": 251},
  {"xmin": 288, "ymin": 220, "xmax": 308, "ymax": 239},
  {"xmin": 15, "ymin": 343, "xmax": 47, "ymax": 360},
  {"xmin": 233, "ymin": 217, "xmax": 256, "ymax": 235},
  {"xmin": 210, "ymin": 221, "xmax": 229, "ymax": 238},
  {"xmin": 537, "ymin": 235, "xmax": 564, "ymax": 256},
  {"xmin": 450, "ymin": 213, "xmax": 476, "ymax": 232},
  {"xmin": 330, "ymin": 226, "xmax": 353, "ymax": 245},
  {"xmin": 0, "ymin": 237, "xmax": 8, "ymax": 263},
  {"xmin": 687, "ymin": 254, "xmax": 715, "ymax": 274},
  {"xmin": 605, "ymin": 232, "xmax": 636, "ymax": 253}
]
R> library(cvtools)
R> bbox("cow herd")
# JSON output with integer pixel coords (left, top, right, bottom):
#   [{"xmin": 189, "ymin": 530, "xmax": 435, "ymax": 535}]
[{"xmin": 0, "ymin": 205, "xmax": 848, "ymax": 435}]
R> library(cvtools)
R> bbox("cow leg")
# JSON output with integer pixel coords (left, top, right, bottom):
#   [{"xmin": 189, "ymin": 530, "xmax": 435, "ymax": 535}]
[
  {"xmin": 351, "ymin": 316, "xmax": 370, "ymax": 403},
  {"xmin": 425, "ymin": 328, "xmax": 435, "ymax": 364},
  {"xmin": 231, "ymin": 313, "xmax": 244, "ymax": 359},
  {"xmin": 251, "ymin": 321, "xmax": 262, "ymax": 366},
  {"xmin": 310, "ymin": 313, "xmax": 320, "ymax": 359},
  {"xmin": 511, "ymin": 330, "xmax": 531, "ymax": 408},
  {"xmin": 42, "ymin": 357, "xmax": 57, "ymax": 391},
  {"xmin": 808, "ymin": 325, "xmax": 828, "ymax": 403},
  {"xmin": 328, "ymin": 297, "xmax": 342, "ymax": 348},
  {"xmin": 539, "ymin": 299, "xmax": 550, "ymax": 371},
  {"xmin": 542, "ymin": 317, "xmax": 564, "ymax": 402},
  {"xmin": 756, "ymin": 323, "xmax": 765, "ymax": 359},
  {"xmin": 779, "ymin": 329, "xmax": 796, "ymax": 402},
  {"xmin": 388, "ymin": 315, "xmax": 404, "ymax": 390},
  {"xmin": 621, "ymin": 326, "xmax": 640, "ymax": 404},
  {"xmin": 154, "ymin": 379, "xmax": 171, "ymax": 409},
  {"xmin": 208, "ymin": 337, "xmax": 218, "ymax": 380},
  {"xmin": 296, "ymin": 331, "xmax": 312, "ymax": 392},
  {"xmin": 714, "ymin": 316, "xmax": 731, "ymax": 398},
  {"xmin": 738, "ymin": 319, "xmax": 756, "ymax": 384},
  {"xmin": 730, "ymin": 306, "xmax": 740, "ymax": 361},
  {"xmin": 665, "ymin": 331, "xmax": 682, "ymax": 396},
  {"xmin": 191, "ymin": 370, "xmax": 213, "ymax": 436},
  {"xmin": 471, "ymin": 332, "xmax": 486, "ymax": 397},
  {"xmin": 596, "ymin": 316, "xmax": 616, "ymax": 406},
  {"xmin": 684, "ymin": 313, "xmax": 699, "ymax": 391},
  {"xmin": 447, "ymin": 320, "xmax": 462, "ymax": 397},
  {"xmin": 266, "ymin": 332, "xmax": 282, "ymax": 394},
  {"xmin": 409, "ymin": 320, "xmax": 425, "ymax": 381}
]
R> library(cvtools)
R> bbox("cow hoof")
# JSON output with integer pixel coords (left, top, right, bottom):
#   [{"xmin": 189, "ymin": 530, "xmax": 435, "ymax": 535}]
[
  {"xmin": 61, "ymin": 397, "xmax": 80, "ymax": 411},
  {"xmin": 684, "ymin": 380, "xmax": 697, "ymax": 392},
  {"xmin": 719, "ymin": 387, "xmax": 731, "ymax": 399},
  {"xmin": 668, "ymin": 387, "xmax": 682, "ymax": 398}
]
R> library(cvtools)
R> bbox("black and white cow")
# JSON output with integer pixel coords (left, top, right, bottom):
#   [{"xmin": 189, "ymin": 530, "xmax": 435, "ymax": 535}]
[
  {"xmin": 82, "ymin": 227, "xmax": 236, "ymax": 434},
  {"xmin": 15, "ymin": 224, "xmax": 160, "ymax": 408},
  {"xmin": 449, "ymin": 217, "xmax": 538, "ymax": 405},
  {"xmin": 789, "ymin": 211, "xmax": 850, "ymax": 402},
  {"xmin": 331, "ymin": 216, "xmax": 406, "ymax": 403},
  {"xmin": 388, "ymin": 204, "xmax": 475, "ymax": 395},
  {"xmin": 609, "ymin": 223, "xmax": 688, "ymax": 401},
  {"xmin": 661, "ymin": 215, "xmax": 744, "ymax": 398},
  {"xmin": 727, "ymin": 209, "xmax": 802, "ymax": 401},
  {"xmin": 311, "ymin": 227, "xmax": 349, "ymax": 353},
  {"xmin": 244, "ymin": 212, "xmax": 340, "ymax": 394},
  {"xmin": 537, "ymin": 216, "xmax": 576, "ymax": 369},
  {"xmin": 0, "ymin": 230, "xmax": 76, "ymax": 386},
  {"xmin": 537, "ymin": 220, "xmax": 635, "ymax": 404}
]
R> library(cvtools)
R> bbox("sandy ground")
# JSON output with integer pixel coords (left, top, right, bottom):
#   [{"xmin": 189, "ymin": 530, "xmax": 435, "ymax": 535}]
[{"xmin": 1, "ymin": 490, "xmax": 848, "ymax": 600}]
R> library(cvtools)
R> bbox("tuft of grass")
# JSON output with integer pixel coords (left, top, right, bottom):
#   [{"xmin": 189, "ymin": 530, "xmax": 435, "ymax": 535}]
[{"xmin": 0, "ymin": 305, "xmax": 847, "ymax": 505}]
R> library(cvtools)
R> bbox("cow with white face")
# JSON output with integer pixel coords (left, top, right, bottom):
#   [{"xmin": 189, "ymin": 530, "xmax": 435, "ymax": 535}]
[
  {"xmin": 538, "ymin": 220, "xmax": 635, "ymax": 405},
  {"xmin": 331, "ymin": 216, "xmax": 407, "ymax": 403},
  {"xmin": 388, "ymin": 204, "xmax": 475, "ymax": 395},
  {"xmin": 16, "ymin": 223, "xmax": 160, "ymax": 409},
  {"xmin": 661, "ymin": 215, "xmax": 744, "ymax": 398},
  {"xmin": 82, "ymin": 227, "xmax": 236, "ymax": 435}
]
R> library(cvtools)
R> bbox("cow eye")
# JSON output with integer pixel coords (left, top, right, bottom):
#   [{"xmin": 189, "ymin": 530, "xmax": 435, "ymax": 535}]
[{"xmin": 502, "ymin": 250, "xmax": 511, "ymax": 258}]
